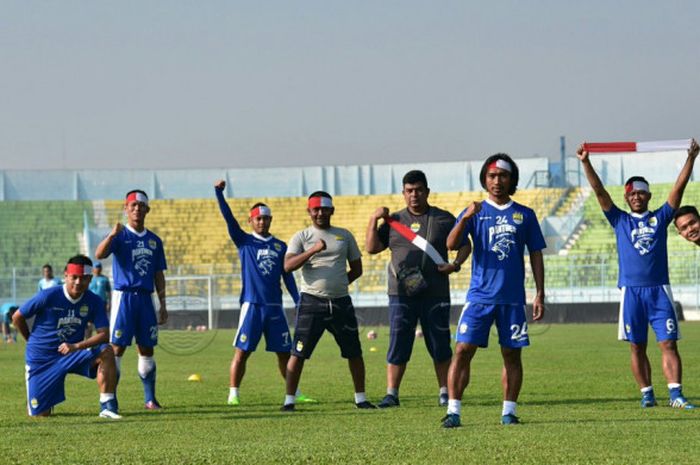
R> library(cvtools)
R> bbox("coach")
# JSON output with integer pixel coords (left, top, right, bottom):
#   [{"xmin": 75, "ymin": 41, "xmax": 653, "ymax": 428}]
[{"xmin": 366, "ymin": 170, "xmax": 469, "ymax": 408}]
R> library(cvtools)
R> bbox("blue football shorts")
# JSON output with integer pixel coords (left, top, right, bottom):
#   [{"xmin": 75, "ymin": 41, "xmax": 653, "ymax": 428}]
[
  {"xmin": 110, "ymin": 290, "xmax": 159, "ymax": 347},
  {"xmin": 233, "ymin": 302, "xmax": 292, "ymax": 353},
  {"xmin": 618, "ymin": 285, "xmax": 680, "ymax": 344},
  {"xmin": 455, "ymin": 302, "xmax": 530, "ymax": 349}
]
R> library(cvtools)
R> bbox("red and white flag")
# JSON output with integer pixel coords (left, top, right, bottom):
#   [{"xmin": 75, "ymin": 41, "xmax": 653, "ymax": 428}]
[
  {"xmin": 583, "ymin": 139, "xmax": 692, "ymax": 153},
  {"xmin": 386, "ymin": 218, "xmax": 446, "ymax": 266}
]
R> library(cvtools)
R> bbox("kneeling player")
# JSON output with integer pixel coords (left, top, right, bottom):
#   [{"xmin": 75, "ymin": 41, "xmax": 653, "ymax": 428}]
[{"xmin": 12, "ymin": 255, "xmax": 120, "ymax": 418}]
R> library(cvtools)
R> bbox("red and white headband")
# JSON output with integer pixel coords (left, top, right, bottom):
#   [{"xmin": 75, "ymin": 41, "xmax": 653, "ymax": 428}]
[
  {"xmin": 125, "ymin": 192, "xmax": 149, "ymax": 205},
  {"xmin": 308, "ymin": 196, "xmax": 333, "ymax": 209},
  {"xmin": 487, "ymin": 159, "xmax": 512, "ymax": 173},
  {"xmin": 625, "ymin": 181, "xmax": 650, "ymax": 194},
  {"xmin": 249, "ymin": 206, "xmax": 272, "ymax": 218},
  {"xmin": 66, "ymin": 263, "xmax": 92, "ymax": 276}
]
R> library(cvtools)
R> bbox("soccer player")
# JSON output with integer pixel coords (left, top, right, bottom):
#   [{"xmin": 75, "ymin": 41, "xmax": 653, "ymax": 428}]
[
  {"xmin": 577, "ymin": 138, "xmax": 699, "ymax": 409},
  {"xmin": 12, "ymin": 255, "xmax": 120, "ymax": 418},
  {"xmin": 214, "ymin": 180, "xmax": 315, "ymax": 406},
  {"xmin": 1, "ymin": 302, "xmax": 19, "ymax": 343},
  {"xmin": 365, "ymin": 170, "xmax": 469, "ymax": 408},
  {"xmin": 37, "ymin": 264, "xmax": 61, "ymax": 291},
  {"xmin": 442, "ymin": 154, "xmax": 546, "ymax": 428},
  {"xmin": 95, "ymin": 189, "xmax": 168, "ymax": 410},
  {"xmin": 281, "ymin": 191, "xmax": 376, "ymax": 411},
  {"xmin": 86, "ymin": 261, "xmax": 111, "ymax": 339},
  {"xmin": 673, "ymin": 205, "xmax": 700, "ymax": 246}
]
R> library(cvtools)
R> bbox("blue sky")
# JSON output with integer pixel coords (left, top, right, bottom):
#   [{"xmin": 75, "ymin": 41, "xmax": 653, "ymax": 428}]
[{"xmin": 2, "ymin": 1, "xmax": 699, "ymax": 170}]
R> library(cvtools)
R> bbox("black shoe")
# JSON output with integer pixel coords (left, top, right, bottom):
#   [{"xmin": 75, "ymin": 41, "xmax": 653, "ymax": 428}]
[
  {"xmin": 441, "ymin": 414, "xmax": 461, "ymax": 428},
  {"xmin": 378, "ymin": 394, "xmax": 400, "ymax": 408},
  {"xmin": 439, "ymin": 393, "xmax": 449, "ymax": 407},
  {"xmin": 280, "ymin": 403, "xmax": 295, "ymax": 412},
  {"xmin": 355, "ymin": 400, "xmax": 377, "ymax": 409}
]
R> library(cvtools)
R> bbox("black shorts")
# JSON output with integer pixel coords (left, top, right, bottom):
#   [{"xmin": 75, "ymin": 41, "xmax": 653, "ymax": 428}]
[{"xmin": 291, "ymin": 293, "xmax": 362, "ymax": 360}]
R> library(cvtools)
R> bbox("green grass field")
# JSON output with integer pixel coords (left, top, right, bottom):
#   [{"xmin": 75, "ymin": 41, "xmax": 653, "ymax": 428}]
[{"xmin": 1, "ymin": 323, "xmax": 700, "ymax": 464}]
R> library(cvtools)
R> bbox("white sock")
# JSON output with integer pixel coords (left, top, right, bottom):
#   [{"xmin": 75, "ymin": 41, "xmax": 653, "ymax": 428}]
[
  {"xmin": 229, "ymin": 387, "xmax": 239, "ymax": 399},
  {"xmin": 439, "ymin": 386, "xmax": 448, "ymax": 395},
  {"xmin": 115, "ymin": 356, "xmax": 122, "ymax": 374},
  {"xmin": 100, "ymin": 393, "xmax": 115, "ymax": 403},
  {"xmin": 502, "ymin": 400, "xmax": 517, "ymax": 416},
  {"xmin": 668, "ymin": 383, "xmax": 681, "ymax": 390},
  {"xmin": 137, "ymin": 355, "xmax": 155, "ymax": 378},
  {"xmin": 354, "ymin": 392, "xmax": 367, "ymax": 404},
  {"xmin": 284, "ymin": 394, "xmax": 296, "ymax": 406},
  {"xmin": 641, "ymin": 386, "xmax": 654, "ymax": 393},
  {"xmin": 387, "ymin": 387, "xmax": 398, "ymax": 397},
  {"xmin": 447, "ymin": 399, "xmax": 461, "ymax": 416}
]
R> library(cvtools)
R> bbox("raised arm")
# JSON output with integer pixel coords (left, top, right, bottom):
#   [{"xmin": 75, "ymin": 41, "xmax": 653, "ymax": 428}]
[
  {"xmin": 529, "ymin": 250, "xmax": 545, "ymax": 321},
  {"xmin": 95, "ymin": 222, "xmax": 123, "ymax": 259},
  {"xmin": 214, "ymin": 180, "xmax": 245, "ymax": 245},
  {"xmin": 447, "ymin": 201, "xmax": 481, "ymax": 250},
  {"xmin": 365, "ymin": 207, "xmax": 389, "ymax": 254},
  {"xmin": 577, "ymin": 144, "xmax": 613, "ymax": 212},
  {"xmin": 347, "ymin": 258, "xmax": 362, "ymax": 285},
  {"xmin": 284, "ymin": 240, "xmax": 326, "ymax": 273},
  {"xmin": 667, "ymin": 138, "xmax": 699, "ymax": 209}
]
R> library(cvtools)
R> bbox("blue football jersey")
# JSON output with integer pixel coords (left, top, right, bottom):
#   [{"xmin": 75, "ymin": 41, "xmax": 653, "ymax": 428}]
[
  {"xmin": 459, "ymin": 199, "xmax": 546, "ymax": 305},
  {"xmin": 108, "ymin": 225, "xmax": 167, "ymax": 292},
  {"xmin": 604, "ymin": 202, "xmax": 674, "ymax": 287},
  {"xmin": 216, "ymin": 188, "xmax": 299, "ymax": 305},
  {"xmin": 20, "ymin": 286, "xmax": 108, "ymax": 363}
]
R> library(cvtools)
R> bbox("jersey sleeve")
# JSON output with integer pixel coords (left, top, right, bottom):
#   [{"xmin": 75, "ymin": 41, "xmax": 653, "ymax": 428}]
[
  {"xmin": 455, "ymin": 208, "xmax": 474, "ymax": 245},
  {"xmin": 525, "ymin": 210, "xmax": 547, "ymax": 253},
  {"xmin": 346, "ymin": 231, "xmax": 362, "ymax": 262},
  {"xmin": 19, "ymin": 291, "xmax": 48, "ymax": 319},
  {"xmin": 603, "ymin": 204, "xmax": 624, "ymax": 227},
  {"xmin": 286, "ymin": 231, "xmax": 305, "ymax": 255},
  {"xmin": 215, "ymin": 187, "xmax": 247, "ymax": 246},
  {"xmin": 155, "ymin": 236, "xmax": 167, "ymax": 271},
  {"xmin": 90, "ymin": 297, "xmax": 109, "ymax": 330},
  {"xmin": 657, "ymin": 202, "xmax": 676, "ymax": 227}
]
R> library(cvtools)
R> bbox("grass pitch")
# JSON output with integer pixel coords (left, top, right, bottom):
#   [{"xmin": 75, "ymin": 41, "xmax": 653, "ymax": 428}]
[{"xmin": 1, "ymin": 323, "xmax": 699, "ymax": 464}]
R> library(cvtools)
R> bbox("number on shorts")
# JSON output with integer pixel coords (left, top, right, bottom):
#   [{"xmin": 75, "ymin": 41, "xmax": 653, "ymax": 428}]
[
  {"xmin": 282, "ymin": 331, "xmax": 289, "ymax": 345},
  {"xmin": 150, "ymin": 325, "xmax": 158, "ymax": 340},
  {"xmin": 510, "ymin": 322, "xmax": 528, "ymax": 341}
]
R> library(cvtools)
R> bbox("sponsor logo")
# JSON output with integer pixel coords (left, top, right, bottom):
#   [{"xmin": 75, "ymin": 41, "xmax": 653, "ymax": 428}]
[
  {"xmin": 335, "ymin": 235, "xmax": 345, "ymax": 241},
  {"xmin": 410, "ymin": 223, "xmax": 421, "ymax": 233},
  {"xmin": 512, "ymin": 212, "xmax": 523, "ymax": 225}
]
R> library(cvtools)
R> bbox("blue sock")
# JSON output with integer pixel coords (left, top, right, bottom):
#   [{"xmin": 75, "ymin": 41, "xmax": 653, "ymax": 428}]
[
  {"xmin": 100, "ymin": 398, "xmax": 119, "ymax": 413},
  {"xmin": 140, "ymin": 364, "xmax": 157, "ymax": 403},
  {"xmin": 669, "ymin": 386, "xmax": 682, "ymax": 399}
]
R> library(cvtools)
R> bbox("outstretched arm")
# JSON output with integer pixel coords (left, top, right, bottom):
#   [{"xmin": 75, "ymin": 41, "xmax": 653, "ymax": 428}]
[
  {"xmin": 577, "ymin": 144, "xmax": 613, "ymax": 212},
  {"xmin": 214, "ymin": 180, "xmax": 245, "ymax": 245},
  {"xmin": 529, "ymin": 250, "xmax": 545, "ymax": 321},
  {"xmin": 667, "ymin": 138, "xmax": 699, "ymax": 209}
]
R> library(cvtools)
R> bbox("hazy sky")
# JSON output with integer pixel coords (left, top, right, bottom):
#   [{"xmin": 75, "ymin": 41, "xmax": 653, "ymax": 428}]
[{"xmin": 2, "ymin": 1, "xmax": 699, "ymax": 170}]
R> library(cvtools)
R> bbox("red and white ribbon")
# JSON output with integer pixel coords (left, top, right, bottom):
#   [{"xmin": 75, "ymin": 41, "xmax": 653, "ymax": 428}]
[
  {"xmin": 308, "ymin": 197, "xmax": 333, "ymax": 209},
  {"xmin": 386, "ymin": 218, "xmax": 446, "ymax": 265},
  {"xmin": 249, "ymin": 206, "xmax": 272, "ymax": 218},
  {"xmin": 583, "ymin": 139, "xmax": 692, "ymax": 153},
  {"xmin": 66, "ymin": 264, "xmax": 92, "ymax": 276},
  {"xmin": 125, "ymin": 192, "xmax": 149, "ymax": 205}
]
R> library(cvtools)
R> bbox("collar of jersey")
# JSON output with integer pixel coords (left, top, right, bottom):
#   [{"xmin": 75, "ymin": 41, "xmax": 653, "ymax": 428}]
[
  {"xmin": 630, "ymin": 210, "xmax": 650, "ymax": 219},
  {"xmin": 484, "ymin": 198, "xmax": 513, "ymax": 210},
  {"xmin": 126, "ymin": 224, "xmax": 149, "ymax": 237},
  {"xmin": 252, "ymin": 232, "xmax": 273, "ymax": 242},
  {"xmin": 62, "ymin": 285, "xmax": 83, "ymax": 304}
]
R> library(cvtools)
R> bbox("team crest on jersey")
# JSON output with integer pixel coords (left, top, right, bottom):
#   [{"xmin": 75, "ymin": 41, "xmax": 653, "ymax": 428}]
[
  {"xmin": 649, "ymin": 216, "xmax": 658, "ymax": 227},
  {"xmin": 148, "ymin": 239, "xmax": 157, "ymax": 250},
  {"xmin": 31, "ymin": 398, "xmax": 39, "ymax": 409},
  {"xmin": 512, "ymin": 212, "xmax": 523, "ymax": 225},
  {"xmin": 335, "ymin": 235, "xmax": 345, "ymax": 242},
  {"xmin": 410, "ymin": 223, "xmax": 421, "ymax": 233},
  {"xmin": 240, "ymin": 334, "xmax": 247, "ymax": 343},
  {"xmin": 273, "ymin": 243, "xmax": 282, "ymax": 252},
  {"xmin": 79, "ymin": 305, "xmax": 89, "ymax": 317},
  {"xmin": 296, "ymin": 341, "xmax": 304, "ymax": 352}
]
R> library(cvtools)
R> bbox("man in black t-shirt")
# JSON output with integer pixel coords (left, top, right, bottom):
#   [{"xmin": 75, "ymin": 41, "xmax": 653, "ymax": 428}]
[{"xmin": 366, "ymin": 170, "xmax": 470, "ymax": 408}]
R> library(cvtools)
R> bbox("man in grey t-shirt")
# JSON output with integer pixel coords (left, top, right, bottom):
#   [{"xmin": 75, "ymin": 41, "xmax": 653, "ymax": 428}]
[
  {"xmin": 281, "ymin": 191, "xmax": 376, "ymax": 411},
  {"xmin": 366, "ymin": 170, "xmax": 470, "ymax": 408}
]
